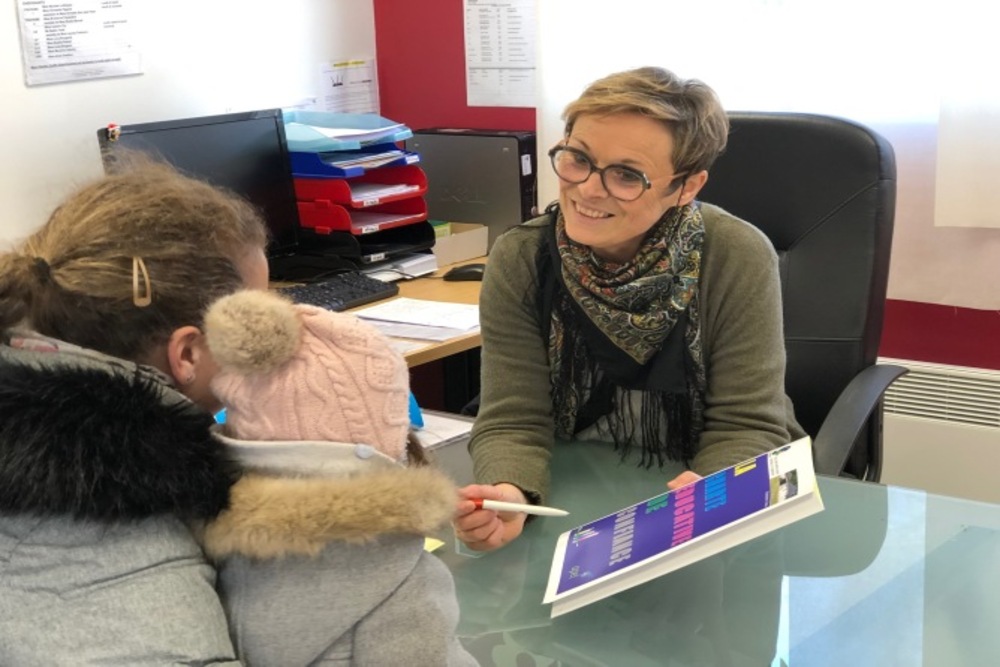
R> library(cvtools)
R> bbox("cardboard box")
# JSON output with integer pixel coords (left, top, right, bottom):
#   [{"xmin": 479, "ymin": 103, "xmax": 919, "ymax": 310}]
[{"xmin": 431, "ymin": 222, "xmax": 488, "ymax": 266}]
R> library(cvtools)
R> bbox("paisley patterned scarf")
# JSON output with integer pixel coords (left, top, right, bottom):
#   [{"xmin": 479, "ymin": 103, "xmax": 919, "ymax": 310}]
[{"xmin": 541, "ymin": 203, "xmax": 707, "ymax": 467}]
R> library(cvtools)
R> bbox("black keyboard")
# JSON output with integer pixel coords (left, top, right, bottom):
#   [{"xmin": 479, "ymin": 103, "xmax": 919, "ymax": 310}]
[{"xmin": 276, "ymin": 271, "xmax": 400, "ymax": 312}]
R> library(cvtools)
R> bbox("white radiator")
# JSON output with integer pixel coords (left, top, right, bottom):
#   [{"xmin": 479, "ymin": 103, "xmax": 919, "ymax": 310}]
[{"xmin": 878, "ymin": 357, "xmax": 1000, "ymax": 504}]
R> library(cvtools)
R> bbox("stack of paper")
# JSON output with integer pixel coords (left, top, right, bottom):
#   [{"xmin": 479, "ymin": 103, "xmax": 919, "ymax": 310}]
[
  {"xmin": 362, "ymin": 253, "xmax": 439, "ymax": 282},
  {"xmin": 350, "ymin": 182, "xmax": 418, "ymax": 198},
  {"xmin": 354, "ymin": 297, "xmax": 479, "ymax": 341},
  {"xmin": 350, "ymin": 210, "xmax": 422, "ymax": 229},
  {"xmin": 286, "ymin": 121, "xmax": 407, "ymax": 145},
  {"xmin": 414, "ymin": 410, "xmax": 474, "ymax": 450},
  {"xmin": 319, "ymin": 149, "xmax": 410, "ymax": 170}
]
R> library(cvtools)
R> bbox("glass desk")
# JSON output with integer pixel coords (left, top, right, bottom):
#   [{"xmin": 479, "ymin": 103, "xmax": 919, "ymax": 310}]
[{"xmin": 437, "ymin": 440, "xmax": 1000, "ymax": 666}]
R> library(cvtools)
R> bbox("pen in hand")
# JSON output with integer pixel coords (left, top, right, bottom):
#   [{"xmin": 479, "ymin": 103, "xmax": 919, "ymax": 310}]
[{"xmin": 472, "ymin": 498, "xmax": 569, "ymax": 517}]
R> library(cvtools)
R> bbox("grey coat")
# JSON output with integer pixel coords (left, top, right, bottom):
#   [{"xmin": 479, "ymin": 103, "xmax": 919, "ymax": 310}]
[
  {"xmin": 0, "ymin": 331, "xmax": 240, "ymax": 665},
  {"xmin": 199, "ymin": 434, "xmax": 479, "ymax": 667}
]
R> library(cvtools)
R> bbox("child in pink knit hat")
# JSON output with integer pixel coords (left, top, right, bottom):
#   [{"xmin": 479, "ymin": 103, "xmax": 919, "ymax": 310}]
[{"xmin": 198, "ymin": 289, "xmax": 477, "ymax": 667}]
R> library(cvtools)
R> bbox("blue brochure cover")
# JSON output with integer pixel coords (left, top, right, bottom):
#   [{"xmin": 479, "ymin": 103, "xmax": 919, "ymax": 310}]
[{"xmin": 543, "ymin": 437, "xmax": 822, "ymax": 617}]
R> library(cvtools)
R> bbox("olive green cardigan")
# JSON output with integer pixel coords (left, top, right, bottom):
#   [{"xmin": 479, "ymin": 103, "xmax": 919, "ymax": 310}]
[{"xmin": 469, "ymin": 203, "xmax": 805, "ymax": 503}]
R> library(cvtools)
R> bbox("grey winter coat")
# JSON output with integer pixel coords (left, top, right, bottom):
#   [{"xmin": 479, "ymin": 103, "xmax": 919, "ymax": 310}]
[
  {"xmin": 0, "ymin": 331, "xmax": 241, "ymax": 665},
  {"xmin": 199, "ymin": 433, "xmax": 479, "ymax": 667}
]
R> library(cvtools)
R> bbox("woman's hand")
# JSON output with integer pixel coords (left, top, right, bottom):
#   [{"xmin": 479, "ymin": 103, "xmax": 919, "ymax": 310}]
[
  {"xmin": 454, "ymin": 483, "xmax": 529, "ymax": 551},
  {"xmin": 667, "ymin": 470, "xmax": 702, "ymax": 491}
]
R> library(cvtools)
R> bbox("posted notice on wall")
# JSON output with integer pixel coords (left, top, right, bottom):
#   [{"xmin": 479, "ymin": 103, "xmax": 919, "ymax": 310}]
[
  {"xmin": 464, "ymin": 0, "xmax": 536, "ymax": 107},
  {"xmin": 319, "ymin": 58, "xmax": 379, "ymax": 114},
  {"xmin": 16, "ymin": 0, "xmax": 141, "ymax": 86}
]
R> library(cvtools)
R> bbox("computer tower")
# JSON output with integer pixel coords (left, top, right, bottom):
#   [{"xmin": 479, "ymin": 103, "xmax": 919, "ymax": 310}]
[{"xmin": 407, "ymin": 129, "xmax": 537, "ymax": 249}]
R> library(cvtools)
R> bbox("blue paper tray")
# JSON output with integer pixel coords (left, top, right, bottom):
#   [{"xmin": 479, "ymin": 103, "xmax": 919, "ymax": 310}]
[
  {"xmin": 282, "ymin": 110, "xmax": 413, "ymax": 152},
  {"xmin": 290, "ymin": 145, "xmax": 421, "ymax": 178}
]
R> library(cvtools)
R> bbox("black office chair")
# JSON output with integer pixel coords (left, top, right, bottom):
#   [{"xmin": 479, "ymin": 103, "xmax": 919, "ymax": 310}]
[{"xmin": 699, "ymin": 112, "xmax": 907, "ymax": 482}]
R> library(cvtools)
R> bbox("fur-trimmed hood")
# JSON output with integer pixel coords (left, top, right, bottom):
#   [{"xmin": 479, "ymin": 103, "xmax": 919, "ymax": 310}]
[
  {"xmin": 0, "ymin": 332, "xmax": 237, "ymax": 521},
  {"xmin": 198, "ymin": 433, "xmax": 458, "ymax": 560}
]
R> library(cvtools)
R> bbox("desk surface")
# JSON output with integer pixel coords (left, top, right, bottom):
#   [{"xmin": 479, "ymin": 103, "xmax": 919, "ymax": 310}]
[
  {"xmin": 435, "ymin": 439, "xmax": 1000, "ymax": 666},
  {"xmin": 353, "ymin": 258, "xmax": 484, "ymax": 367}
]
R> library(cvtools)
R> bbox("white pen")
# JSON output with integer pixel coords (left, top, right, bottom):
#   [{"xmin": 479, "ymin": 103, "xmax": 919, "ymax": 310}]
[{"xmin": 472, "ymin": 498, "xmax": 569, "ymax": 517}]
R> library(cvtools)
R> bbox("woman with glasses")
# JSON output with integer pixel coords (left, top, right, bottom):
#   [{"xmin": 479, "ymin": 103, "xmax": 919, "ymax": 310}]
[{"xmin": 455, "ymin": 66, "xmax": 805, "ymax": 551}]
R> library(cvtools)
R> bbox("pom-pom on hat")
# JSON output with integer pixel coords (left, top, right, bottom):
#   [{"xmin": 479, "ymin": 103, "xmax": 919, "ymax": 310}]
[{"xmin": 204, "ymin": 290, "xmax": 411, "ymax": 461}]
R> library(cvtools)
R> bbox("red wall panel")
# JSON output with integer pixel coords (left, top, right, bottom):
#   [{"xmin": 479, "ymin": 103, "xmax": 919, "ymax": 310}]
[
  {"xmin": 374, "ymin": 0, "xmax": 533, "ymax": 132},
  {"xmin": 881, "ymin": 300, "xmax": 1000, "ymax": 370}
]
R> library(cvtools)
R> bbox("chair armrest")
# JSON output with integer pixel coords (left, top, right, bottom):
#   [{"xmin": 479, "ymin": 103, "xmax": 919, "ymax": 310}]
[{"xmin": 813, "ymin": 364, "xmax": 909, "ymax": 477}]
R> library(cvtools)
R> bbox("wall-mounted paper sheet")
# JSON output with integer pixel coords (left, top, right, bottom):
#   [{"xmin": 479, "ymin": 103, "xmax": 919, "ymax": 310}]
[
  {"xmin": 464, "ymin": 0, "xmax": 535, "ymax": 107},
  {"xmin": 17, "ymin": 0, "xmax": 141, "ymax": 86}
]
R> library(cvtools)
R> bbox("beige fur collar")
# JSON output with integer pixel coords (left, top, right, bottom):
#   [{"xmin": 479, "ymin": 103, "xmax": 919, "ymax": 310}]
[{"xmin": 197, "ymin": 465, "xmax": 457, "ymax": 560}]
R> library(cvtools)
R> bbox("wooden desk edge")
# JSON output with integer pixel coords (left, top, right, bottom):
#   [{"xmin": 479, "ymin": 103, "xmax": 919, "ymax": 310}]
[
  {"xmin": 380, "ymin": 256, "xmax": 486, "ymax": 368},
  {"xmin": 403, "ymin": 330, "xmax": 482, "ymax": 367}
]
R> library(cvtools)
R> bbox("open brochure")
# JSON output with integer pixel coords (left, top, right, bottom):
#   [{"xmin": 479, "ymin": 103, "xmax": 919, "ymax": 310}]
[{"xmin": 543, "ymin": 437, "xmax": 823, "ymax": 617}]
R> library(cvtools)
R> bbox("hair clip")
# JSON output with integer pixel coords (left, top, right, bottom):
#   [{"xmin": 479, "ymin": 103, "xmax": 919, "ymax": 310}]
[{"xmin": 132, "ymin": 256, "xmax": 152, "ymax": 307}]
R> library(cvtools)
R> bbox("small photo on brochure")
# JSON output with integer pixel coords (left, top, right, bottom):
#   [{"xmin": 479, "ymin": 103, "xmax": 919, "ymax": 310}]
[{"xmin": 770, "ymin": 469, "xmax": 800, "ymax": 505}]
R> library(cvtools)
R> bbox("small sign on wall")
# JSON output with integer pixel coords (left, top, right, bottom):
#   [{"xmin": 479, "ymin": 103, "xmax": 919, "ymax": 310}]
[
  {"xmin": 319, "ymin": 58, "xmax": 379, "ymax": 114},
  {"xmin": 463, "ymin": 0, "xmax": 536, "ymax": 108},
  {"xmin": 16, "ymin": 0, "xmax": 141, "ymax": 86}
]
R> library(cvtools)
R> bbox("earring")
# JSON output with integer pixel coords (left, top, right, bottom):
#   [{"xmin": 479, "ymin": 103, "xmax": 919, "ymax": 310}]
[{"xmin": 185, "ymin": 373, "xmax": 195, "ymax": 385}]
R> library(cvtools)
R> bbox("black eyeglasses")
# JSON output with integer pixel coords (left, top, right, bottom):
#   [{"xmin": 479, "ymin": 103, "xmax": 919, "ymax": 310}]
[
  {"xmin": 548, "ymin": 145, "xmax": 689, "ymax": 202},
  {"xmin": 548, "ymin": 145, "xmax": 654, "ymax": 202}
]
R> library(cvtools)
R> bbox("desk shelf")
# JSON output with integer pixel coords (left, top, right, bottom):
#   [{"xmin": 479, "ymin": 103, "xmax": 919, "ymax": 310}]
[
  {"xmin": 297, "ymin": 198, "xmax": 427, "ymax": 236},
  {"xmin": 299, "ymin": 220, "xmax": 436, "ymax": 265},
  {"xmin": 283, "ymin": 112, "xmax": 413, "ymax": 152},
  {"xmin": 289, "ymin": 145, "xmax": 421, "ymax": 178},
  {"xmin": 293, "ymin": 164, "xmax": 427, "ymax": 208},
  {"xmin": 285, "ymin": 113, "xmax": 432, "ymax": 269}
]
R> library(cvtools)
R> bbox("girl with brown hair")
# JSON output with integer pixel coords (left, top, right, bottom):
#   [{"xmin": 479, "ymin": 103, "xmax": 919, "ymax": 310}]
[{"xmin": 0, "ymin": 159, "xmax": 268, "ymax": 664}]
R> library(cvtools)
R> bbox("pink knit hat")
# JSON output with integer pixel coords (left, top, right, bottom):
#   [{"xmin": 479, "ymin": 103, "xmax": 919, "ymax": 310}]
[{"xmin": 203, "ymin": 290, "xmax": 410, "ymax": 461}]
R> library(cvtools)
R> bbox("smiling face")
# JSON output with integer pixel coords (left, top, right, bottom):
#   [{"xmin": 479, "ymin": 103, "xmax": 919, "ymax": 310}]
[{"xmin": 558, "ymin": 112, "xmax": 708, "ymax": 263}]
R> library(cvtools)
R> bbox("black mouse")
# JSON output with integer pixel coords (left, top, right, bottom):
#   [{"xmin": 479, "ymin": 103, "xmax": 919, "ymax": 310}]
[{"xmin": 442, "ymin": 262, "xmax": 486, "ymax": 282}]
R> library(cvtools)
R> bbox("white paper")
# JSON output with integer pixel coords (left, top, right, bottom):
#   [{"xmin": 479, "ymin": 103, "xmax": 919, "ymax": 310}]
[
  {"xmin": 349, "ymin": 183, "xmax": 419, "ymax": 201},
  {"xmin": 295, "ymin": 122, "xmax": 405, "ymax": 141},
  {"xmin": 463, "ymin": 0, "xmax": 536, "ymax": 107},
  {"xmin": 319, "ymin": 58, "xmax": 379, "ymax": 114},
  {"xmin": 364, "ymin": 321, "xmax": 474, "ymax": 343},
  {"xmin": 414, "ymin": 411, "xmax": 474, "ymax": 449},
  {"xmin": 354, "ymin": 297, "xmax": 480, "ymax": 331},
  {"xmin": 17, "ymin": 0, "xmax": 141, "ymax": 86},
  {"xmin": 321, "ymin": 150, "xmax": 408, "ymax": 169}
]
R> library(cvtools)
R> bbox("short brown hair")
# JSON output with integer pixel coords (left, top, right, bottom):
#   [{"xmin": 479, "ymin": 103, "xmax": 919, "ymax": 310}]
[
  {"xmin": 563, "ymin": 66, "xmax": 729, "ymax": 175},
  {"xmin": 0, "ymin": 156, "xmax": 268, "ymax": 361}
]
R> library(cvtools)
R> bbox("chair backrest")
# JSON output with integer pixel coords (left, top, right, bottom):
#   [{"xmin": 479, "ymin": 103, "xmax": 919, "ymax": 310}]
[{"xmin": 699, "ymin": 112, "xmax": 897, "ymax": 476}]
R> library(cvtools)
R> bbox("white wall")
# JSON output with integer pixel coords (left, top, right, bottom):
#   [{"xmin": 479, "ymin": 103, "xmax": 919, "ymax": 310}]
[{"xmin": 1, "ymin": 0, "xmax": 375, "ymax": 246}]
